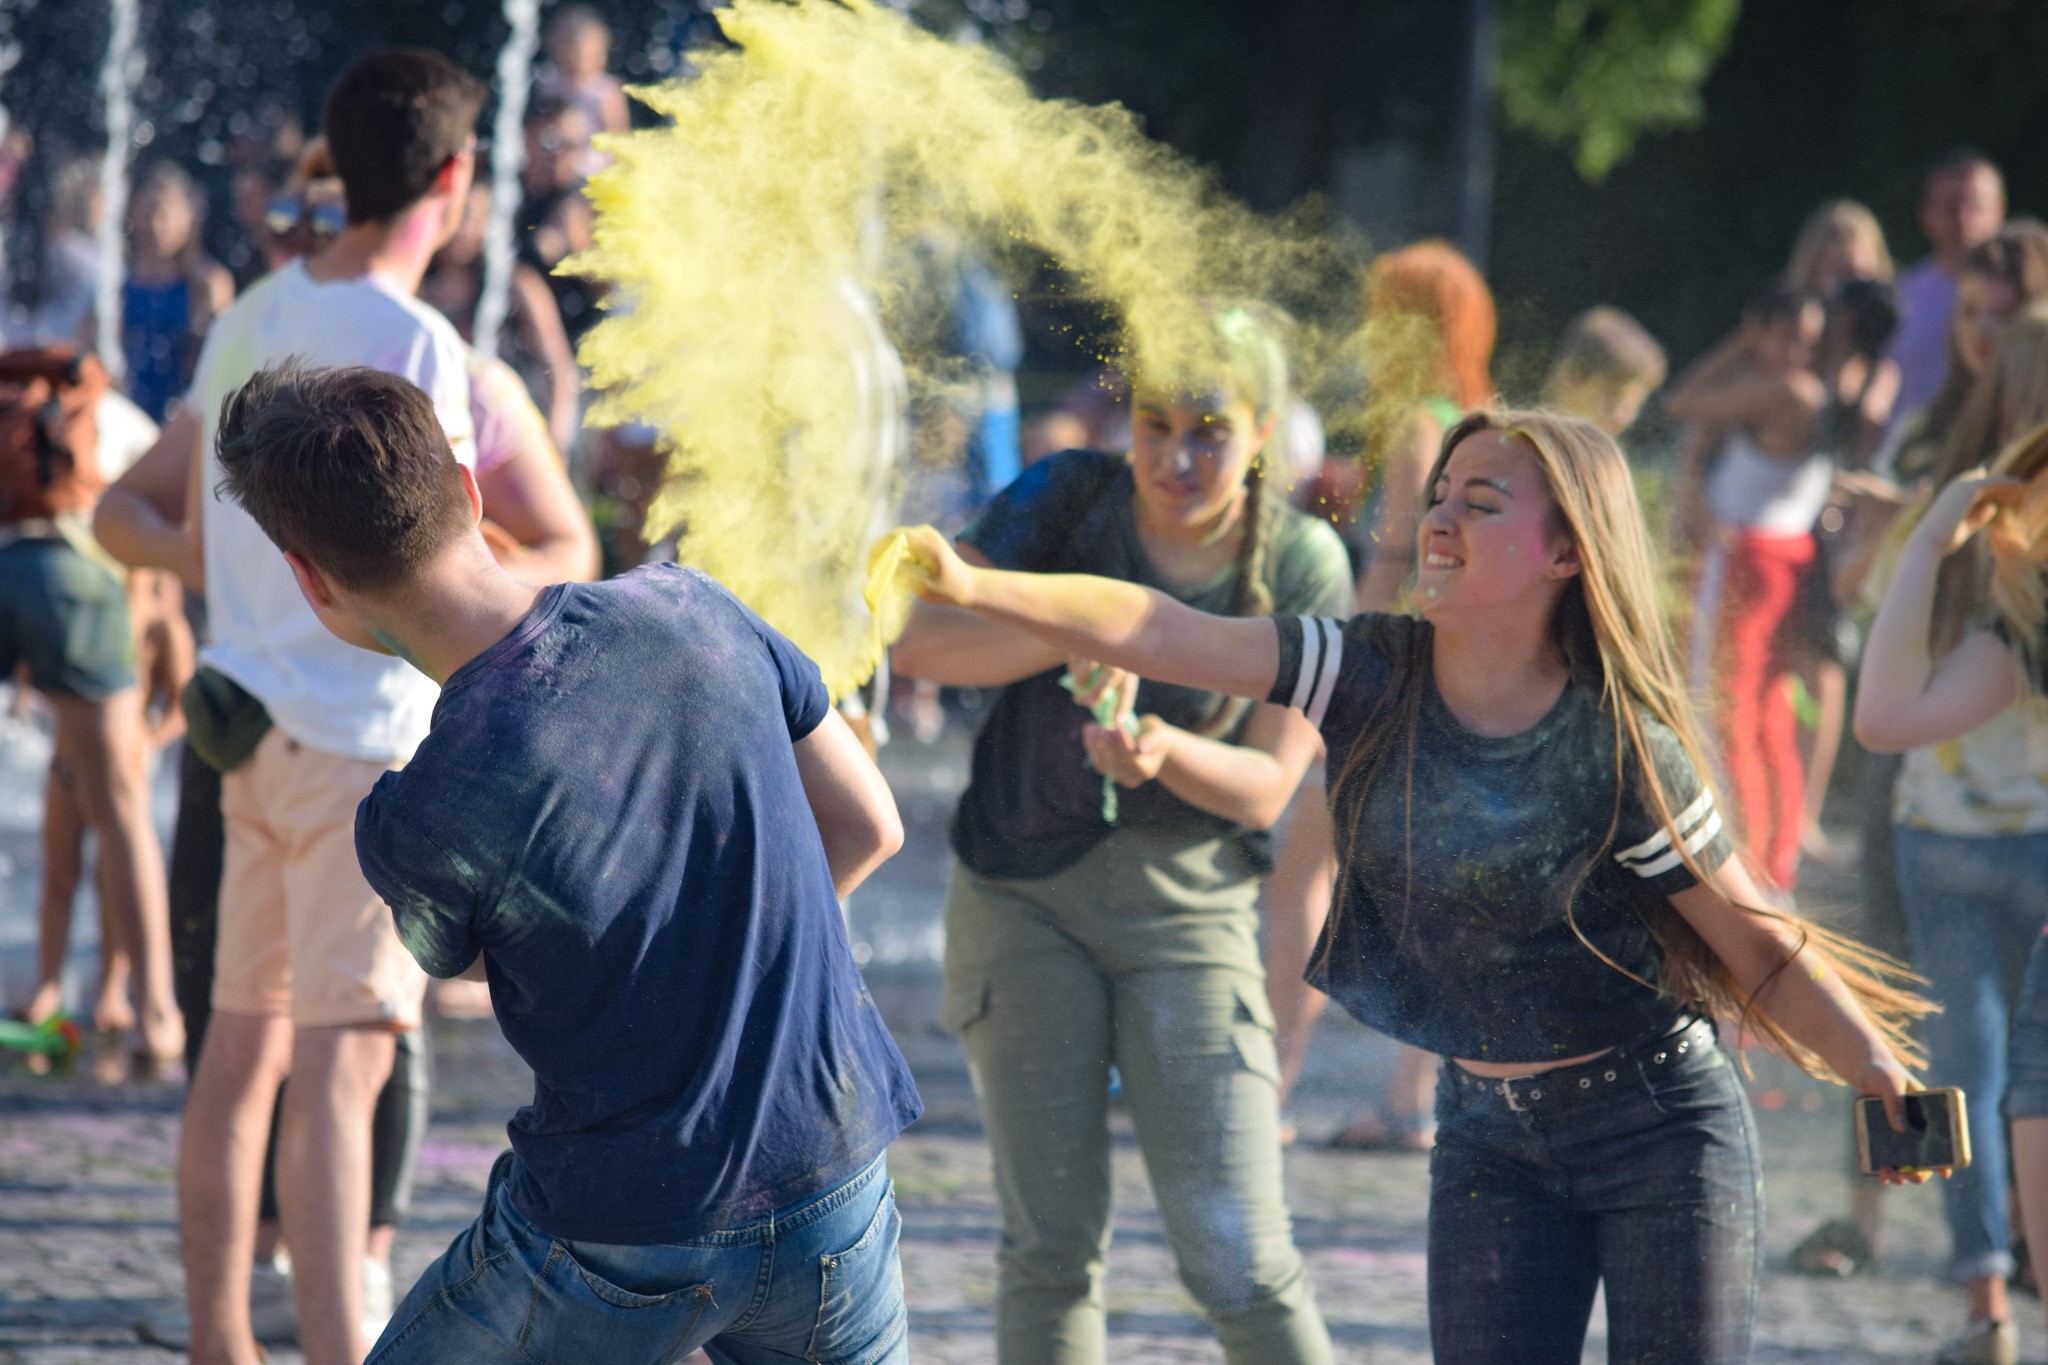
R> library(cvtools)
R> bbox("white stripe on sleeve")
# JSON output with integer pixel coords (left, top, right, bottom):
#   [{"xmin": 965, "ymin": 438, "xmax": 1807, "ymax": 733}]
[
  {"xmin": 1612, "ymin": 788, "xmax": 1715, "ymax": 868},
  {"xmin": 1627, "ymin": 812, "xmax": 1724, "ymax": 880},
  {"xmin": 1305, "ymin": 619, "xmax": 1344, "ymax": 730},
  {"xmin": 1288, "ymin": 615, "xmax": 1323, "ymax": 713}
]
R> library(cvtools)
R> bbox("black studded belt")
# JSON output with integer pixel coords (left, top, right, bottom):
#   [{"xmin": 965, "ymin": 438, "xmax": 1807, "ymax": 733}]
[{"xmin": 1448, "ymin": 1016, "xmax": 1717, "ymax": 1112}]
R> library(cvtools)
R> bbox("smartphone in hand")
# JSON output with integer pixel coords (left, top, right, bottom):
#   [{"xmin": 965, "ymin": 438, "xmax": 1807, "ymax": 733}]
[{"xmin": 1856, "ymin": 1088, "xmax": 1969, "ymax": 1176}]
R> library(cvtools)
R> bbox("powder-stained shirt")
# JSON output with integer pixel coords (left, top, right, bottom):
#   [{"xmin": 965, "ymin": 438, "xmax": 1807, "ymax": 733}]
[
  {"xmin": 1269, "ymin": 612, "xmax": 1735, "ymax": 1063},
  {"xmin": 355, "ymin": 565, "xmax": 922, "ymax": 1244},
  {"xmin": 1894, "ymin": 699, "xmax": 2048, "ymax": 837},
  {"xmin": 953, "ymin": 449, "xmax": 1354, "ymax": 880}
]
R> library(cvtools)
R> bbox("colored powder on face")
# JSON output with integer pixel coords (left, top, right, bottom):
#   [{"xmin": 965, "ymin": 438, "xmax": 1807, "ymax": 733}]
[{"xmin": 572, "ymin": 0, "xmax": 1410, "ymax": 698}]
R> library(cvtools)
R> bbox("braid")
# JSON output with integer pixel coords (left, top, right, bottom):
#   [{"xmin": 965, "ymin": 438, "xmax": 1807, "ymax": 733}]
[
  {"xmin": 1190, "ymin": 461, "xmax": 1274, "ymax": 738},
  {"xmin": 1178, "ymin": 300, "xmax": 1289, "ymax": 737},
  {"xmin": 1234, "ymin": 461, "xmax": 1275, "ymax": 618}
]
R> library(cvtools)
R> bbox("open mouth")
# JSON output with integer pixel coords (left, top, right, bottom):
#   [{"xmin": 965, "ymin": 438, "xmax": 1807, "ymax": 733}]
[{"xmin": 1421, "ymin": 550, "xmax": 1463, "ymax": 570}]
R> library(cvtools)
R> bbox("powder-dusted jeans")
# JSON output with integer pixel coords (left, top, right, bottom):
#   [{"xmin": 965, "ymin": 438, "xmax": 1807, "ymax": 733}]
[
  {"xmin": 1428, "ymin": 1018, "xmax": 1763, "ymax": 1364},
  {"xmin": 367, "ymin": 1150, "xmax": 907, "ymax": 1365},
  {"xmin": 942, "ymin": 828, "xmax": 1332, "ymax": 1365},
  {"xmin": 1895, "ymin": 825, "xmax": 2048, "ymax": 1282}
]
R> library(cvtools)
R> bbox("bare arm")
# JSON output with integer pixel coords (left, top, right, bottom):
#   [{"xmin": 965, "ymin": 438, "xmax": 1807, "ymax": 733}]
[
  {"xmin": 195, "ymin": 261, "xmax": 235, "ymax": 331},
  {"xmin": 92, "ymin": 404, "xmax": 203, "ymax": 585},
  {"xmin": 888, "ymin": 542, "xmax": 1067, "ymax": 687},
  {"xmin": 477, "ymin": 427, "xmax": 601, "ymax": 584},
  {"xmin": 601, "ymin": 83, "xmax": 631, "ymax": 136},
  {"xmin": 1083, "ymin": 701, "xmax": 1322, "ymax": 830},
  {"xmin": 1665, "ymin": 425, "xmax": 1722, "ymax": 557},
  {"xmin": 890, "ymin": 603, "xmax": 1069, "ymax": 687},
  {"xmin": 794, "ymin": 707, "xmax": 905, "ymax": 899},
  {"xmin": 1264, "ymin": 787, "xmax": 1335, "ymax": 1107},
  {"xmin": 899, "ymin": 526, "xmax": 1284, "ymax": 701},
  {"xmin": 512, "ymin": 264, "xmax": 582, "ymax": 454},
  {"xmin": 1354, "ymin": 411, "xmax": 1439, "ymax": 612},
  {"xmin": 1665, "ymin": 368, "xmax": 1820, "ymax": 455},
  {"xmin": 1669, "ymin": 862, "xmax": 1913, "ymax": 1134},
  {"xmin": 1854, "ymin": 474, "xmax": 2027, "ymax": 751},
  {"xmin": 1661, "ymin": 328, "xmax": 1750, "ymax": 423}
]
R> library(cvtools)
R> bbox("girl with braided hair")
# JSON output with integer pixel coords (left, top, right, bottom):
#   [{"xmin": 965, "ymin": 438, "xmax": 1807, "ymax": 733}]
[
  {"xmin": 889, "ymin": 304, "xmax": 1347, "ymax": 1364},
  {"xmin": 892, "ymin": 407, "xmax": 1928, "ymax": 1364}
]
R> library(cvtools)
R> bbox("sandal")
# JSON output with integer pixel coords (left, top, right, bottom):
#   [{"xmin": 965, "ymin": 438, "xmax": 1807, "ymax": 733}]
[
  {"xmin": 1789, "ymin": 1218, "xmax": 1875, "ymax": 1277},
  {"xmin": 1327, "ymin": 1110, "xmax": 1435, "ymax": 1153}
]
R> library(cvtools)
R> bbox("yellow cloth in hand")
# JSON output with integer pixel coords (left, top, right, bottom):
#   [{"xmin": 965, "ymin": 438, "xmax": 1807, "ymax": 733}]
[{"xmin": 861, "ymin": 527, "xmax": 935, "ymax": 682}]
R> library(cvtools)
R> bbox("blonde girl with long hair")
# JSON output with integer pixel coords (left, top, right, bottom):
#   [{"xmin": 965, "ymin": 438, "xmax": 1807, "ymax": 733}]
[
  {"xmin": 1856, "ymin": 318, "xmax": 2048, "ymax": 1362},
  {"xmin": 891, "ymin": 407, "xmax": 1927, "ymax": 1364}
]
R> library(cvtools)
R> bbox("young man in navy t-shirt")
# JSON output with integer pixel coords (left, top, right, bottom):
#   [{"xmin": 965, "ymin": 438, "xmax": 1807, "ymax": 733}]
[{"xmin": 211, "ymin": 360, "xmax": 921, "ymax": 1364}]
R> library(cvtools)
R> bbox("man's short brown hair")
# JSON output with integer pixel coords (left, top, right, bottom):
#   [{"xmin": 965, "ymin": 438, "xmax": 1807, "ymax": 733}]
[
  {"xmin": 323, "ymin": 49, "xmax": 486, "ymax": 224},
  {"xmin": 215, "ymin": 362, "xmax": 473, "ymax": 593}
]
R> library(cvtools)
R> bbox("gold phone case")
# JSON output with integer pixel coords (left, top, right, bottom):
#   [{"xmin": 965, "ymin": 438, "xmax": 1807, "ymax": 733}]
[{"xmin": 1855, "ymin": 1087, "xmax": 1971, "ymax": 1175}]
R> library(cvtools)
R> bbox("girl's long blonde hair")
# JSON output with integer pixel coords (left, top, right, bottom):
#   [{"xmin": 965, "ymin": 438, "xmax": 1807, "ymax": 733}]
[
  {"xmin": 1949, "ymin": 419, "xmax": 2048, "ymax": 687},
  {"xmin": 1321, "ymin": 408, "xmax": 1929, "ymax": 1078},
  {"xmin": 1926, "ymin": 306, "xmax": 2048, "ymax": 662}
]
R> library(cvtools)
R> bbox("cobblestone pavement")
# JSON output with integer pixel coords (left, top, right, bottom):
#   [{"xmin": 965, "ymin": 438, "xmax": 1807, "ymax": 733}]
[{"xmin": 0, "ymin": 702, "xmax": 2028, "ymax": 1362}]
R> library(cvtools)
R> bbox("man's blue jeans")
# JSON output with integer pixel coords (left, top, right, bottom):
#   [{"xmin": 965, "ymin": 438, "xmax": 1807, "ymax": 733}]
[{"xmin": 368, "ymin": 1151, "xmax": 907, "ymax": 1364}]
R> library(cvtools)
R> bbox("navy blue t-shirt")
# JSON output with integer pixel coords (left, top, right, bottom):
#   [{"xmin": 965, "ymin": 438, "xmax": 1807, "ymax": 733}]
[{"xmin": 355, "ymin": 565, "xmax": 922, "ymax": 1244}]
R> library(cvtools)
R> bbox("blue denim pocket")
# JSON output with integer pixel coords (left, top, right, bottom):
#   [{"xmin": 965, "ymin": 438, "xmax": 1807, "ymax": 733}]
[
  {"xmin": 516, "ymin": 1238, "xmax": 719, "ymax": 1364},
  {"xmin": 806, "ymin": 1183, "xmax": 907, "ymax": 1365}
]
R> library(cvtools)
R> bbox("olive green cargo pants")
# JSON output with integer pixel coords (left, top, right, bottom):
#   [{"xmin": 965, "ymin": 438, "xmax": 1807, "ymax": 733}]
[{"xmin": 941, "ymin": 827, "xmax": 1332, "ymax": 1365}]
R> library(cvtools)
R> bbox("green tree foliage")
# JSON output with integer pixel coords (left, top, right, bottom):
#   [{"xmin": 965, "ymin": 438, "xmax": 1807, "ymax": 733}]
[{"xmin": 1499, "ymin": 0, "xmax": 1741, "ymax": 181}]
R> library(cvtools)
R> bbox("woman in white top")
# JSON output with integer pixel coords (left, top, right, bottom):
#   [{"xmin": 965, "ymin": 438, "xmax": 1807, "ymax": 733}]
[{"xmin": 1665, "ymin": 286, "xmax": 1828, "ymax": 890}]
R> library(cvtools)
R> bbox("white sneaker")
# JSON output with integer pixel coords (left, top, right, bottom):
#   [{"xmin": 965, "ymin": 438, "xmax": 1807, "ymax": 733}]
[
  {"xmin": 362, "ymin": 1254, "xmax": 394, "ymax": 1346},
  {"xmin": 1936, "ymin": 1317, "xmax": 2019, "ymax": 1365},
  {"xmin": 248, "ymin": 1251, "xmax": 299, "ymax": 1344}
]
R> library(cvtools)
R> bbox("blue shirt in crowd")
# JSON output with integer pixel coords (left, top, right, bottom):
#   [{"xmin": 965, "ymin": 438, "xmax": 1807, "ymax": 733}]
[{"xmin": 355, "ymin": 564, "xmax": 922, "ymax": 1244}]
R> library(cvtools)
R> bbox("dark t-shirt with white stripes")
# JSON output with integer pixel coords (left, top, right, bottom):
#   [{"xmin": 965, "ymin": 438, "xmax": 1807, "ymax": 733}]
[{"xmin": 1270, "ymin": 612, "xmax": 1735, "ymax": 1063}]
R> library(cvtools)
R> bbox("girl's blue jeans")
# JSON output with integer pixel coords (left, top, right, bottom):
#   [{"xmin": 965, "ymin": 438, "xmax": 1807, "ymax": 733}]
[{"xmin": 1896, "ymin": 824, "xmax": 2048, "ymax": 1282}]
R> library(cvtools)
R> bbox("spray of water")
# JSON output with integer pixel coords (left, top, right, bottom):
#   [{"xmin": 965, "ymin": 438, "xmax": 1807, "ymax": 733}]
[
  {"xmin": 576, "ymin": 0, "xmax": 1374, "ymax": 696},
  {"xmin": 474, "ymin": 0, "xmax": 542, "ymax": 361},
  {"xmin": 93, "ymin": 0, "xmax": 141, "ymax": 379}
]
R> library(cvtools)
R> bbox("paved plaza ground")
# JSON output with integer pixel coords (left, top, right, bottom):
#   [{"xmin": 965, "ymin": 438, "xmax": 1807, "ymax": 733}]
[{"xmin": 0, "ymin": 702, "xmax": 2029, "ymax": 1362}]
